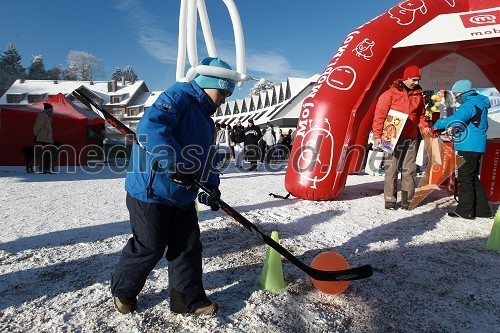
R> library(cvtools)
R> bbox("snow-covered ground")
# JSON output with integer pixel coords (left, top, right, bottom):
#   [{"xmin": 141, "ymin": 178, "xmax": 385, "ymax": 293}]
[{"xmin": 1, "ymin": 163, "xmax": 498, "ymax": 332}]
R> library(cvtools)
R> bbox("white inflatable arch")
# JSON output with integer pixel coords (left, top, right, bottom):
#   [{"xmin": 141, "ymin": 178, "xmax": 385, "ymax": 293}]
[
  {"xmin": 285, "ymin": 0, "xmax": 500, "ymax": 200},
  {"xmin": 176, "ymin": 0, "xmax": 252, "ymax": 87}
]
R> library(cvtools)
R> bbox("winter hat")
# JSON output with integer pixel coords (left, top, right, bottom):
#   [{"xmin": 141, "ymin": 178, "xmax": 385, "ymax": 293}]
[
  {"xmin": 43, "ymin": 103, "xmax": 53, "ymax": 111},
  {"xmin": 451, "ymin": 79, "xmax": 472, "ymax": 94},
  {"xmin": 194, "ymin": 57, "xmax": 235, "ymax": 95},
  {"xmin": 402, "ymin": 65, "xmax": 421, "ymax": 79}
]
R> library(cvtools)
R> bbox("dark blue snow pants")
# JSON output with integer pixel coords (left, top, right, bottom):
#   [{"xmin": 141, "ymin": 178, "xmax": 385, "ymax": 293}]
[{"xmin": 111, "ymin": 193, "xmax": 209, "ymax": 313}]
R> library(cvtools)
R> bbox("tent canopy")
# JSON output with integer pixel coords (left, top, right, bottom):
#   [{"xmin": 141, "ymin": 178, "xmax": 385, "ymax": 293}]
[{"xmin": 0, "ymin": 93, "xmax": 105, "ymax": 166}]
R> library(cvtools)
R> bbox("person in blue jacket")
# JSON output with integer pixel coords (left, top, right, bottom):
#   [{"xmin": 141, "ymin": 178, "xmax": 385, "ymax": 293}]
[
  {"xmin": 433, "ymin": 79, "xmax": 492, "ymax": 219},
  {"xmin": 111, "ymin": 57, "xmax": 235, "ymax": 315}
]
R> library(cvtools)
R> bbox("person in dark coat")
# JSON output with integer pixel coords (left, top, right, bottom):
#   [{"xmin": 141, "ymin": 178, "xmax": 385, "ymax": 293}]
[
  {"xmin": 243, "ymin": 118, "xmax": 262, "ymax": 171},
  {"xmin": 33, "ymin": 103, "xmax": 55, "ymax": 173},
  {"xmin": 230, "ymin": 118, "xmax": 246, "ymax": 169}
]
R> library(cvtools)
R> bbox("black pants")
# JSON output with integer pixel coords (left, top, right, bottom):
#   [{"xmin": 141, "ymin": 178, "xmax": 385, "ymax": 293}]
[
  {"xmin": 245, "ymin": 144, "xmax": 260, "ymax": 171},
  {"xmin": 111, "ymin": 194, "xmax": 209, "ymax": 313},
  {"xmin": 456, "ymin": 151, "xmax": 491, "ymax": 218},
  {"xmin": 35, "ymin": 142, "xmax": 55, "ymax": 173}
]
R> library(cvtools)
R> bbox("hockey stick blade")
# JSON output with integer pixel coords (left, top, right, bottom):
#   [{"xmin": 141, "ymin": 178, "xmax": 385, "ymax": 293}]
[{"xmin": 196, "ymin": 180, "xmax": 373, "ymax": 281}]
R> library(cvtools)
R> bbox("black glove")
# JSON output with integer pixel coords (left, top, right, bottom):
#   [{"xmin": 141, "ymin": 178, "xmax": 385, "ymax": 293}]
[
  {"xmin": 197, "ymin": 186, "xmax": 221, "ymax": 211},
  {"xmin": 168, "ymin": 163, "xmax": 196, "ymax": 187}
]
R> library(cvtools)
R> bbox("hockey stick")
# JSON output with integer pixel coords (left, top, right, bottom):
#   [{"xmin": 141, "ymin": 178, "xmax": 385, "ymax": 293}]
[
  {"xmin": 195, "ymin": 180, "xmax": 373, "ymax": 281},
  {"xmin": 72, "ymin": 88, "xmax": 373, "ymax": 281}
]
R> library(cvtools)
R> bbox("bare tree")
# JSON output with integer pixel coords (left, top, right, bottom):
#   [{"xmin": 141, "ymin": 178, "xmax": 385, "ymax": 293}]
[
  {"xmin": 66, "ymin": 51, "xmax": 103, "ymax": 81},
  {"xmin": 249, "ymin": 79, "xmax": 275, "ymax": 96}
]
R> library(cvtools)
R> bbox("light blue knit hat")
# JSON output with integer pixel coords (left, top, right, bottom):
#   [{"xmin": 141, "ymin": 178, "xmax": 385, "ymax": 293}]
[
  {"xmin": 451, "ymin": 79, "xmax": 472, "ymax": 94},
  {"xmin": 194, "ymin": 57, "xmax": 235, "ymax": 95}
]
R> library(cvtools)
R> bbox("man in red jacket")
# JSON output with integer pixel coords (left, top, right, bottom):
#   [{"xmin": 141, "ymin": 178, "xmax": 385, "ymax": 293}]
[{"xmin": 372, "ymin": 65, "xmax": 430, "ymax": 210}]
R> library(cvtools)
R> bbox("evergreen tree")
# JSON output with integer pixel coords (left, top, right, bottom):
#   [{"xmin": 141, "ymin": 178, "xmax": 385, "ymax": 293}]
[
  {"xmin": 123, "ymin": 65, "xmax": 138, "ymax": 83},
  {"xmin": 27, "ymin": 55, "xmax": 47, "ymax": 79},
  {"xmin": 46, "ymin": 65, "xmax": 64, "ymax": 80},
  {"xmin": 111, "ymin": 67, "xmax": 123, "ymax": 81},
  {"xmin": 0, "ymin": 43, "xmax": 26, "ymax": 96}
]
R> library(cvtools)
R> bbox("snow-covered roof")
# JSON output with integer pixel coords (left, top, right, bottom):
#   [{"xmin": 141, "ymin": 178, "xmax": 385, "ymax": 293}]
[
  {"xmin": 0, "ymin": 79, "xmax": 147, "ymax": 106},
  {"xmin": 130, "ymin": 91, "xmax": 162, "ymax": 107},
  {"xmin": 213, "ymin": 76, "xmax": 318, "ymax": 126}
]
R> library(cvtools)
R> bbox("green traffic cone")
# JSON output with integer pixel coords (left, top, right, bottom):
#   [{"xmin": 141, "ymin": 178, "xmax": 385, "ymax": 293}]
[
  {"xmin": 195, "ymin": 200, "xmax": 202, "ymax": 217},
  {"xmin": 259, "ymin": 231, "xmax": 286, "ymax": 291},
  {"xmin": 486, "ymin": 210, "xmax": 500, "ymax": 251}
]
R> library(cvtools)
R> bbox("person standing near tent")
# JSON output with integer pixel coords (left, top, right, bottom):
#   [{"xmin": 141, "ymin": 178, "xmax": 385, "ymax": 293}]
[
  {"xmin": 111, "ymin": 57, "xmax": 235, "ymax": 315},
  {"xmin": 263, "ymin": 122, "xmax": 276, "ymax": 163},
  {"xmin": 372, "ymin": 65, "xmax": 430, "ymax": 210},
  {"xmin": 433, "ymin": 79, "xmax": 492, "ymax": 219},
  {"xmin": 33, "ymin": 102, "xmax": 54, "ymax": 173},
  {"xmin": 231, "ymin": 118, "xmax": 245, "ymax": 169},
  {"xmin": 215, "ymin": 123, "xmax": 230, "ymax": 167},
  {"xmin": 244, "ymin": 118, "xmax": 262, "ymax": 171}
]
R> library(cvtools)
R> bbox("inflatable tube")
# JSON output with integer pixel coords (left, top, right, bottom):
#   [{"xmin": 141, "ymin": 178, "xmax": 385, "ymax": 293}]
[
  {"xmin": 175, "ymin": 0, "xmax": 188, "ymax": 81},
  {"xmin": 195, "ymin": 64, "xmax": 242, "ymax": 80},
  {"xmin": 197, "ymin": 0, "xmax": 218, "ymax": 57},
  {"xmin": 347, "ymin": 101, "xmax": 377, "ymax": 175},
  {"xmin": 186, "ymin": 0, "xmax": 199, "ymax": 68},
  {"xmin": 176, "ymin": 0, "xmax": 249, "ymax": 86},
  {"xmin": 285, "ymin": 0, "xmax": 498, "ymax": 200},
  {"xmin": 222, "ymin": 0, "xmax": 246, "ymax": 76}
]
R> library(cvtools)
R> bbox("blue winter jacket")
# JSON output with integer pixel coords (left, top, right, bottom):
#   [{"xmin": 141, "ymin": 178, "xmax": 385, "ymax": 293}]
[
  {"xmin": 433, "ymin": 90, "xmax": 490, "ymax": 153},
  {"xmin": 125, "ymin": 80, "xmax": 219, "ymax": 208}
]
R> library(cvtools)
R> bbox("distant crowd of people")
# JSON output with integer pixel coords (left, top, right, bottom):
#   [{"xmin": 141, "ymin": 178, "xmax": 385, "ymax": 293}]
[{"xmin": 215, "ymin": 118, "xmax": 295, "ymax": 171}]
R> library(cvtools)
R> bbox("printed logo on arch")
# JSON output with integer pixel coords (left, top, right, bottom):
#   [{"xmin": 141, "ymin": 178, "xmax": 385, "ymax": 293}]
[{"xmin": 460, "ymin": 10, "xmax": 499, "ymax": 28}]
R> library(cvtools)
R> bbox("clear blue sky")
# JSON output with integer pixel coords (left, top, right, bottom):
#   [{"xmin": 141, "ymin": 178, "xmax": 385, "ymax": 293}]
[{"xmin": 1, "ymin": 0, "xmax": 398, "ymax": 100}]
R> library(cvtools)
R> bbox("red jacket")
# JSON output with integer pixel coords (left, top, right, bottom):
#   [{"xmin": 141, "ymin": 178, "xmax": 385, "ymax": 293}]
[{"xmin": 372, "ymin": 80, "xmax": 427, "ymax": 140}]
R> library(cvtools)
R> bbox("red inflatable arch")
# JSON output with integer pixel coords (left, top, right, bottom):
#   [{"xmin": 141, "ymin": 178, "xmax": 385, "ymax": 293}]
[{"xmin": 285, "ymin": 0, "xmax": 500, "ymax": 200}]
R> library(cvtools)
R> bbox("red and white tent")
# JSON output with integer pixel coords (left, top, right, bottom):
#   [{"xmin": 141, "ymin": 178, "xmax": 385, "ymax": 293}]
[{"xmin": 285, "ymin": 0, "xmax": 500, "ymax": 200}]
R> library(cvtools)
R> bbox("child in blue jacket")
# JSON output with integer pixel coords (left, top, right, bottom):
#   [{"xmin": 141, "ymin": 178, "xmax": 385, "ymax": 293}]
[
  {"xmin": 112, "ymin": 57, "xmax": 235, "ymax": 315},
  {"xmin": 433, "ymin": 79, "xmax": 492, "ymax": 219}
]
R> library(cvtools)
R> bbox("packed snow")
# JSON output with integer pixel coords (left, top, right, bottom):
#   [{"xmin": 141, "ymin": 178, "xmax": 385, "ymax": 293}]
[{"xmin": 0, "ymin": 163, "xmax": 498, "ymax": 332}]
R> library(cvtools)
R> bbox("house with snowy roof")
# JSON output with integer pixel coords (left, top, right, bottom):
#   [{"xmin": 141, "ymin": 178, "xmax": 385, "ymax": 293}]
[{"xmin": 0, "ymin": 78, "xmax": 160, "ymax": 139}]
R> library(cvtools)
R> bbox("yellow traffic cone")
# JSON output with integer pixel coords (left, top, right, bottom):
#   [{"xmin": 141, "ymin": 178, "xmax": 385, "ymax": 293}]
[
  {"xmin": 486, "ymin": 210, "xmax": 500, "ymax": 251},
  {"xmin": 259, "ymin": 231, "xmax": 286, "ymax": 291}
]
